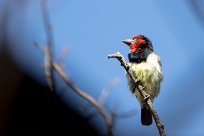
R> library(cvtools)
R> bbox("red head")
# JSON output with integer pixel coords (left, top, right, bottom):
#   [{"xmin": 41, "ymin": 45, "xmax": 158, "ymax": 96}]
[{"xmin": 122, "ymin": 35, "xmax": 153, "ymax": 53}]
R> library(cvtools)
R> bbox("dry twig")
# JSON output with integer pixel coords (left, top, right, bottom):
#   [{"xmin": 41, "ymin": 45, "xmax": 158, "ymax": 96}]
[
  {"xmin": 108, "ymin": 52, "xmax": 166, "ymax": 136},
  {"xmin": 40, "ymin": 0, "xmax": 55, "ymax": 91},
  {"xmin": 53, "ymin": 62, "xmax": 113, "ymax": 136},
  {"xmin": 37, "ymin": 1, "xmax": 137, "ymax": 135},
  {"xmin": 99, "ymin": 77, "xmax": 120, "ymax": 106},
  {"xmin": 78, "ymin": 77, "xmax": 120, "ymax": 113},
  {"xmin": 38, "ymin": 1, "xmax": 114, "ymax": 135}
]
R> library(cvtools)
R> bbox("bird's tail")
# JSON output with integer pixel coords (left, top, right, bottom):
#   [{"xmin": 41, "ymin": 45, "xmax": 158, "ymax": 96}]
[{"xmin": 141, "ymin": 107, "xmax": 152, "ymax": 126}]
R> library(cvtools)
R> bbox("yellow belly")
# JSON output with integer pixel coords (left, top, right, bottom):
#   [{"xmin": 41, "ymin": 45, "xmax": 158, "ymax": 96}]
[{"xmin": 127, "ymin": 62, "xmax": 162, "ymax": 106}]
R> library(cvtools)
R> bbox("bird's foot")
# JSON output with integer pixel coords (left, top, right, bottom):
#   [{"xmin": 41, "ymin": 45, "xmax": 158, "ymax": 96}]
[{"xmin": 144, "ymin": 94, "xmax": 150, "ymax": 101}]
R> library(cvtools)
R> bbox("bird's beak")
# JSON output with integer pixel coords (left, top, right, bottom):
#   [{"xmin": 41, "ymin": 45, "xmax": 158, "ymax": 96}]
[{"xmin": 122, "ymin": 39, "xmax": 134, "ymax": 46}]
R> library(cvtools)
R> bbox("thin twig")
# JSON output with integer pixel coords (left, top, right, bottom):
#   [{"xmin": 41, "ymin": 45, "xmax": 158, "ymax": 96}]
[
  {"xmin": 34, "ymin": 41, "xmax": 114, "ymax": 135},
  {"xmin": 56, "ymin": 47, "xmax": 69, "ymax": 64},
  {"xmin": 53, "ymin": 62, "xmax": 113, "ymax": 136},
  {"xmin": 40, "ymin": 0, "xmax": 55, "ymax": 91},
  {"xmin": 78, "ymin": 77, "xmax": 120, "ymax": 112},
  {"xmin": 99, "ymin": 77, "xmax": 120, "ymax": 106},
  {"xmin": 108, "ymin": 52, "xmax": 166, "ymax": 136},
  {"xmin": 37, "ymin": 1, "xmax": 138, "ymax": 135},
  {"xmin": 38, "ymin": 1, "xmax": 114, "ymax": 134}
]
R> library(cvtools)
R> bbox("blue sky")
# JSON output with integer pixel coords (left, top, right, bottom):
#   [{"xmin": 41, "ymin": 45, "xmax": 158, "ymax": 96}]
[{"xmin": 2, "ymin": 0, "xmax": 204, "ymax": 135}]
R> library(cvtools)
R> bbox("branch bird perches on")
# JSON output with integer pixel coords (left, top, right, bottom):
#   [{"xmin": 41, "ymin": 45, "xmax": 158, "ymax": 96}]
[{"xmin": 108, "ymin": 52, "xmax": 166, "ymax": 136}]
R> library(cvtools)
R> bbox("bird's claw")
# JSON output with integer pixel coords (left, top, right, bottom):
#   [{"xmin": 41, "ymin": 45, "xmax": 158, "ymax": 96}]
[{"xmin": 144, "ymin": 94, "xmax": 150, "ymax": 101}]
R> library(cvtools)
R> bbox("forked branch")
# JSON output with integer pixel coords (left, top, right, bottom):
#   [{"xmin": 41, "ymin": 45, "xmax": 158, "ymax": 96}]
[
  {"xmin": 40, "ymin": 0, "xmax": 55, "ymax": 91},
  {"xmin": 53, "ymin": 63, "xmax": 113, "ymax": 135},
  {"xmin": 37, "ymin": 1, "xmax": 137, "ymax": 136}
]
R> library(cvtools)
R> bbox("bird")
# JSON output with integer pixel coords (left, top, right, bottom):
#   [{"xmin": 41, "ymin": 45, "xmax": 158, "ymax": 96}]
[{"xmin": 122, "ymin": 35, "xmax": 163, "ymax": 126}]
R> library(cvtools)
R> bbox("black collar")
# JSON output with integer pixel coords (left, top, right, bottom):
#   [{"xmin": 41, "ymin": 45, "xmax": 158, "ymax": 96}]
[{"xmin": 128, "ymin": 48, "xmax": 153, "ymax": 63}]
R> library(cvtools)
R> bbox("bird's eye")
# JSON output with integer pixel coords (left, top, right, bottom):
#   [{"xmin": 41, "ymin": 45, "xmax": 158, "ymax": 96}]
[{"xmin": 134, "ymin": 38, "xmax": 138, "ymax": 42}]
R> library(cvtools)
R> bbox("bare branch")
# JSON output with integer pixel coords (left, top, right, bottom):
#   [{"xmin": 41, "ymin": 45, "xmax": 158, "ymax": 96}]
[
  {"xmin": 53, "ymin": 62, "xmax": 113, "ymax": 136},
  {"xmin": 108, "ymin": 52, "xmax": 166, "ymax": 136},
  {"xmin": 78, "ymin": 77, "xmax": 120, "ymax": 113},
  {"xmin": 38, "ymin": 1, "xmax": 114, "ymax": 135},
  {"xmin": 40, "ymin": 0, "xmax": 55, "ymax": 91},
  {"xmin": 36, "ymin": 1, "xmax": 143, "ymax": 135},
  {"xmin": 56, "ymin": 47, "xmax": 69, "ymax": 64},
  {"xmin": 34, "ymin": 43, "xmax": 115, "ymax": 135},
  {"xmin": 99, "ymin": 77, "xmax": 120, "ymax": 106}
]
